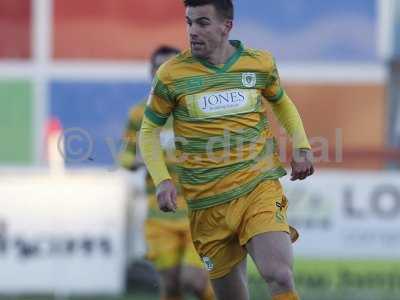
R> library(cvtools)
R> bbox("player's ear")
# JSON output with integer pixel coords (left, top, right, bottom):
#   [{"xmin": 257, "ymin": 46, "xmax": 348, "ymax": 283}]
[{"xmin": 223, "ymin": 19, "xmax": 233, "ymax": 35}]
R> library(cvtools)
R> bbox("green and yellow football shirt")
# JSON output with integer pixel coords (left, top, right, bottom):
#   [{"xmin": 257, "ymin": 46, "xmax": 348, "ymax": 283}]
[{"xmin": 146, "ymin": 40, "xmax": 287, "ymax": 210}]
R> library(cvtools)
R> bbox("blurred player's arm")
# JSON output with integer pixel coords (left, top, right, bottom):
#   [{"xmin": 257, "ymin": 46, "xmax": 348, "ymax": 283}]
[{"xmin": 119, "ymin": 107, "xmax": 145, "ymax": 171}]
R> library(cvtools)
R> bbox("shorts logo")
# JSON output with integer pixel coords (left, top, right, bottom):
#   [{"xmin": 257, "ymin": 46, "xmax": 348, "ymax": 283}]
[
  {"xmin": 202, "ymin": 256, "xmax": 214, "ymax": 271},
  {"xmin": 242, "ymin": 73, "xmax": 257, "ymax": 88}
]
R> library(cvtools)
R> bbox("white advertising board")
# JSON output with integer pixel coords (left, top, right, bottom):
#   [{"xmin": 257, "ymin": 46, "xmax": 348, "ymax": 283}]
[
  {"xmin": 0, "ymin": 172, "xmax": 127, "ymax": 295},
  {"xmin": 282, "ymin": 171, "xmax": 400, "ymax": 258}
]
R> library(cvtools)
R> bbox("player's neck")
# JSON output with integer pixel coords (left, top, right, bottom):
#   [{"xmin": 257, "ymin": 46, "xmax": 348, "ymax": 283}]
[{"xmin": 206, "ymin": 41, "xmax": 236, "ymax": 66}]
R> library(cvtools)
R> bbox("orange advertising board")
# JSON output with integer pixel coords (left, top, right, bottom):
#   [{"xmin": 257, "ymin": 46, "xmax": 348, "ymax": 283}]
[
  {"xmin": 0, "ymin": 0, "xmax": 31, "ymax": 59},
  {"xmin": 53, "ymin": 0, "xmax": 188, "ymax": 59}
]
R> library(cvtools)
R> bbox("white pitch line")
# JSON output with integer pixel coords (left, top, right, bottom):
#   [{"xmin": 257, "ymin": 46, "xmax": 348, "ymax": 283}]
[
  {"xmin": 0, "ymin": 61, "xmax": 386, "ymax": 83},
  {"xmin": 279, "ymin": 62, "xmax": 388, "ymax": 84},
  {"xmin": 377, "ymin": 0, "xmax": 395, "ymax": 60},
  {"xmin": 32, "ymin": 0, "xmax": 52, "ymax": 166},
  {"xmin": 0, "ymin": 62, "xmax": 36, "ymax": 78},
  {"xmin": 49, "ymin": 61, "xmax": 150, "ymax": 81}
]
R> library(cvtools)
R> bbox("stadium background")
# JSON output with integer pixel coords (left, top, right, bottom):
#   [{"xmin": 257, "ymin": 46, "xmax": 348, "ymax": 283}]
[{"xmin": 0, "ymin": 0, "xmax": 400, "ymax": 299}]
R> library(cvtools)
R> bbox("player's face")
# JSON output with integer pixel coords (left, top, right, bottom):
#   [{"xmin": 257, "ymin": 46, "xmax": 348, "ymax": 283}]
[
  {"xmin": 186, "ymin": 5, "xmax": 231, "ymax": 59},
  {"xmin": 151, "ymin": 53, "xmax": 177, "ymax": 77}
]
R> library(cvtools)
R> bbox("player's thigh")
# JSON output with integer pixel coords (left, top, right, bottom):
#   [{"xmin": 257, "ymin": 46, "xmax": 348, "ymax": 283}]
[
  {"xmin": 239, "ymin": 181, "xmax": 293, "ymax": 279},
  {"xmin": 236, "ymin": 180, "xmax": 290, "ymax": 247},
  {"xmin": 210, "ymin": 257, "xmax": 249, "ymax": 300},
  {"xmin": 246, "ymin": 231, "xmax": 293, "ymax": 281}
]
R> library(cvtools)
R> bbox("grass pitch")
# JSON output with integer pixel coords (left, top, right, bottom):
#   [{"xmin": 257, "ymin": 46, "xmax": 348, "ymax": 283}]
[{"xmin": 2, "ymin": 259, "xmax": 400, "ymax": 300}]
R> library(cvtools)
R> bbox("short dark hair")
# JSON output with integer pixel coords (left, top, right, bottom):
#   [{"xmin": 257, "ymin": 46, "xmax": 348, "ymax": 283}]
[
  {"xmin": 150, "ymin": 45, "xmax": 180, "ymax": 66},
  {"xmin": 183, "ymin": 0, "xmax": 234, "ymax": 20}
]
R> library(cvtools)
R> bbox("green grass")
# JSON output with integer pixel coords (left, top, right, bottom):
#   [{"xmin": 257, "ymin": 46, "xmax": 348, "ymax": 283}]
[
  {"xmin": 249, "ymin": 258, "xmax": 400, "ymax": 300},
  {"xmin": 2, "ymin": 259, "xmax": 400, "ymax": 300}
]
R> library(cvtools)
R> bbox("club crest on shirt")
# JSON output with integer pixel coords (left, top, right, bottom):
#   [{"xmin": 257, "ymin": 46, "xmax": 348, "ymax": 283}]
[{"xmin": 242, "ymin": 72, "xmax": 257, "ymax": 88}]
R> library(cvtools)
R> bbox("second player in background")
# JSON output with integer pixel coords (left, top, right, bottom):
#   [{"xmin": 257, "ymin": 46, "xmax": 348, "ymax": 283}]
[{"xmin": 120, "ymin": 45, "xmax": 214, "ymax": 300}]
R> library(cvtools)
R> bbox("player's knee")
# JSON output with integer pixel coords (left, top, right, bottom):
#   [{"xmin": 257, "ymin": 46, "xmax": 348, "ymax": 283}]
[
  {"xmin": 275, "ymin": 268, "xmax": 294, "ymax": 289},
  {"xmin": 181, "ymin": 267, "xmax": 208, "ymax": 296},
  {"xmin": 259, "ymin": 266, "xmax": 294, "ymax": 288},
  {"xmin": 182, "ymin": 276, "xmax": 203, "ymax": 295}
]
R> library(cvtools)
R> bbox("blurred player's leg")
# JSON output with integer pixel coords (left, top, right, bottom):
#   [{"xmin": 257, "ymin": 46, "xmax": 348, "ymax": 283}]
[
  {"xmin": 200, "ymin": 282, "xmax": 215, "ymax": 300},
  {"xmin": 145, "ymin": 220, "xmax": 184, "ymax": 299},
  {"xmin": 159, "ymin": 266, "xmax": 183, "ymax": 300},
  {"xmin": 181, "ymin": 266, "xmax": 214, "ymax": 300},
  {"xmin": 246, "ymin": 232, "xmax": 299, "ymax": 300},
  {"xmin": 181, "ymin": 230, "xmax": 215, "ymax": 300},
  {"xmin": 209, "ymin": 258, "xmax": 249, "ymax": 300}
]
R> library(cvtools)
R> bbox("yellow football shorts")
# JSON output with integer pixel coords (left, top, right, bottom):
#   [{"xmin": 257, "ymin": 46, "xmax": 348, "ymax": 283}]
[
  {"xmin": 189, "ymin": 179, "xmax": 290, "ymax": 279},
  {"xmin": 145, "ymin": 219, "xmax": 203, "ymax": 270}
]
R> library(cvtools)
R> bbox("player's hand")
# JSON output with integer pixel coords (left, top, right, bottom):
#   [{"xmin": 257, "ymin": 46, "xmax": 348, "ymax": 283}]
[
  {"xmin": 290, "ymin": 148, "xmax": 314, "ymax": 181},
  {"xmin": 156, "ymin": 179, "xmax": 177, "ymax": 212}
]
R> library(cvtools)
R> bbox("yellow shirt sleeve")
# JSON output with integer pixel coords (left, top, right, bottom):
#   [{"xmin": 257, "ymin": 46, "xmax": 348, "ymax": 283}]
[
  {"xmin": 261, "ymin": 55, "xmax": 284, "ymax": 102},
  {"xmin": 139, "ymin": 115, "xmax": 171, "ymax": 186},
  {"xmin": 260, "ymin": 53, "xmax": 310, "ymax": 149},
  {"xmin": 139, "ymin": 62, "xmax": 177, "ymax": 186},
  {"xmin": 270, "ymin": 92, "xmax": 311, "ymax": 150}
]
